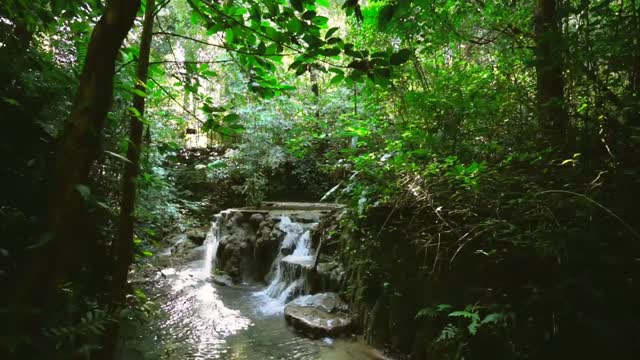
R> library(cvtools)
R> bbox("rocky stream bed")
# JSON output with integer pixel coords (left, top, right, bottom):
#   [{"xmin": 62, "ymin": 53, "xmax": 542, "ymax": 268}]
[{"xmin": 117, "ymin": 202, "xmax": 393, "ymax": 360}]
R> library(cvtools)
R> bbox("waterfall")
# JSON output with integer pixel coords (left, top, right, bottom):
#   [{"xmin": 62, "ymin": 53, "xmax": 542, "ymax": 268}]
[
  {"xmin": 202, "ymin": 212, "xmax": 225, "ymax": 277},
  {"xmin": 255, "ymin": 215, "xmax": 316, "ymax": 314}
]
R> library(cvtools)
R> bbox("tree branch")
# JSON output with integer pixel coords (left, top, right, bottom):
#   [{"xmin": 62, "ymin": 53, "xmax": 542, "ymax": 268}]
[
  {"xmin": 149, "ymin": 77, "xmax": 205, "ymax": 125},
  {"xmin": 149, "ymin": 60, "xmax": 233, "ymax": 65},
  {"xmin": 152, "ymin": 31, "xmax": 297, "ymax": 56}
]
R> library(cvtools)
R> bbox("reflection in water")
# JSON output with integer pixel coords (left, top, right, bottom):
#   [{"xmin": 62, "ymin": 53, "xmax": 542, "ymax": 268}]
[
  {"xmin": 121, "ymin": 257, "xmax": 385, "ymax": 360},
  {"xmin": 145, "ymin": 261, "xmax": 251, "ymax": 359},
  {"xmin": 120, "ymin": 214, "xmax": 385, "ymax": 360}
]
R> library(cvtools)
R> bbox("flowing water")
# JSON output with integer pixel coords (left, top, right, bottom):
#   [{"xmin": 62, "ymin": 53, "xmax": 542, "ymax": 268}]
[
  {"xmin": 118, "ymin": 211, "xmax": 385, "ymax": 360},
  {"xmin": 254, "ymin": 216, "xmax": 316, "ymax": 315}
]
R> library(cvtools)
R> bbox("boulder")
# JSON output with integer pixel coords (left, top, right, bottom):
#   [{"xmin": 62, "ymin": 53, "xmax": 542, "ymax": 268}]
[
  {"xmin": 284, "ymin": 293, "xmax": 353, "ymax": 338},
  {"xmin": 309, "ymin": 261, "xmax": 344, "ymax": 293},
  {"xmin": 217, "ymin": 232, "xmax": 249, "ymax": 280},
  {"xmin": 185, "ymin": 245, "xmax": 207, "ymax": 261},
  {"xmin": 212, "ymin": 274, "xmax": 234, "ymax": 287},
  {"xmin": 169, "ymin": 233, "xmax": 198, "ymax": 257},
  {"xmin": 253, "ymin": 218, "xmax": 285, "ymax": 278},
  {"xmin": 249, "ymin": 213, "xmax": 264, "ymax": 225},
  {"xmin": 185, "ymin": 227, "xmax": 209, "ymax": 245}
]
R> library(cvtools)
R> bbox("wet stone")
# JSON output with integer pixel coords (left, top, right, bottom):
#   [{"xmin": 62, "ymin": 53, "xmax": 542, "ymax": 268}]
[
  {"xmin": 284, "ymin": 293, "xmax": 353, "ymax": 338},
  {"xmin": 212, "ymin": 274, "xmax": 234, "ymax": 287}
]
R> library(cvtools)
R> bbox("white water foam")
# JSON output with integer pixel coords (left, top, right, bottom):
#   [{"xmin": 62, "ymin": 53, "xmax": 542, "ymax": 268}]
[{"xmin": 254, "ymin": 216, "xmax": 316, "ymax": 315}]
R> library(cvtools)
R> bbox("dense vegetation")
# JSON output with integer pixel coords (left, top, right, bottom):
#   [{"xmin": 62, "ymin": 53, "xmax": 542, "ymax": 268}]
[{"xmin": 1, "ymin": 0, "xmax": 639, "ymax": 358}]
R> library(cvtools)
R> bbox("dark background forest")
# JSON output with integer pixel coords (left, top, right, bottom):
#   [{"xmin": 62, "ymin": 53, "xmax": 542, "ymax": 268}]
[{"xmin": 1, "ymin": 0, "xmax": 640, "ymax": 359}]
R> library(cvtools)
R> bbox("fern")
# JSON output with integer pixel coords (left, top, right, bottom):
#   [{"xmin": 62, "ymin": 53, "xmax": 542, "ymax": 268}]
[
  {"xmin": 437, "ymin": 324, "xmax": 459, "ymax": 342},
  {"xmin": 75, "ymin": 38, "xmax": 89, "ymax": 64},
  {"xmin": 448, "ymin": 310, "xmax": 481, "ymax": 323}
]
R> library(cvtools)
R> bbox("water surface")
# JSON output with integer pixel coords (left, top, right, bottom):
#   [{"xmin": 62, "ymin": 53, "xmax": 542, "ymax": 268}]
[{"xmin": 118, "ymin": 257, "xmax": 383, "ymax": 360}]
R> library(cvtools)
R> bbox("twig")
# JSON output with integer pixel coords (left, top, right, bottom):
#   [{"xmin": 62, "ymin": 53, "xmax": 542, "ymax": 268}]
[
  {"xmin": 538, "ymin": 190, "xmax": 640, "ymax": 240},
  {"xmin": 149, "ymin": 77, "xmax": 205, "ymax": 125},
  {"xmin": 149, "ymin": 60, "xmax": 233, "ymax": 66},
  {"xmin": 115, "ymin": 58, "xmax": 136, "ymax": 74},
  {"xmin": 152, "ymin": 31, "xmax": 295, "ymax": 56}
]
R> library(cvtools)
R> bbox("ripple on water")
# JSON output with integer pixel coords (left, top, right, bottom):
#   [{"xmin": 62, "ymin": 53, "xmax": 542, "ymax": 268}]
[{"xmin": 121, "ymin": 259, "xmax": 388, "ymax": 360}]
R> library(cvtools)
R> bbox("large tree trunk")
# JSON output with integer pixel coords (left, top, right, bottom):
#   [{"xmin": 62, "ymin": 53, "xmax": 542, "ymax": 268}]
[
  {"xmin": 630, "ymin": 0, "xmax": 640, "ymax": 127},
  {"xmin": 46, "ymin": 0, "xmax": 141, "ymax": 286},
  {"xmin": 112, "ymin": 0, "xmax": 156, "ymax": 307},
  {"xmin": 534, "ymin": 0, "xmax": 570, "ymax": 151},
  {"xmin": 8, "ymin": 1, "xmax": 140, "ymax": 358},
  {"xmin": 102, "ymin": 2, "xmax": 156, "ymax": 358},
  {"xmin": 12, "ymin": 0, "xmax": 141, "ymax": 354}
]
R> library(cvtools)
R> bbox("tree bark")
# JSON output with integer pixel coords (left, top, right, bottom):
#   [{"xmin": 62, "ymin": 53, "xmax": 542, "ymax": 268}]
[
  {"xmin": 112, "ymin": 0, "xmax": 156, "ymax": 307},
  {"xmin": 103, "ymin": 1, "xmax": 155, "ymax": 358},
  {"xmin": 534, "ymin": 0, "xmax": 570, "ymax": 151},
  {"xmin": 630, "ymin": 0, "xmax": 640, "ymax": 126},
  {"xmin": 45, "ymin": 0, "xmax": 141, "ymax": 288},
  {"xmin": 9, "ymin": 0, "xmax": 140, "ymax": 357}
]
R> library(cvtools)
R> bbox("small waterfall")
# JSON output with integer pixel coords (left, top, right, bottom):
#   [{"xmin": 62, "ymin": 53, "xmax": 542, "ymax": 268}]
[
  {"xmin": 256, "ymin": 215, "xmax": 316, "ymax": 314},
  {"xmin": 202, "ymin": 212, "xmax": 225, "ymax": 277}
]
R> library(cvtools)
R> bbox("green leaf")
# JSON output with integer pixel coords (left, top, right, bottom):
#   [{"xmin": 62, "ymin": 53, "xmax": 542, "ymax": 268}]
[
  {"xmin": 390, "ymin": 49, "xmax": 413, "ymax": 65},
  {"xmin": 330, "ymin": 74, "xmax": 344, "ymax": 85},
  {"xmin": 75, "ymin": 184, "xmax": 92, "ymax": 202},
  {"xmin": 130, "ymin": 88, "xmax": 146, "ymax": 98},
  {"xmin": 208, "ymin": 160, "xmax": 228, "ymax": 169},
  {"xmin": 1, "ymin": 97, "xmax": 21, "ymax": 106},
  {"xmin": 320, "ymin": 47, "xmax": 341, "ymax": 57},
  {"xmin": 415, "ymin": 307, "xmax": 438, "ymax": 319},
  {"xmin": 225, "ymin": 28, "xmax": 235, "ymax": 44},
  {"xmin": 481, "ymin": 313, "xmax": 505, "ymax": 325},
  {"xmin": 302, "ymin": 10, "xmax": 317, "ymax": 20},
  {"xmin": 290, "ymin": 0, "xmax": 304, "ymax": 12},
  {"xmin": 287, "ymin": 18, "xmax": 304, "ymax": 34},
  {"xmin": 312, "ymin": 16, "xmax": 329, "ymax": 27},
  {"xmin": 468, "ymin": 322, "xmax": 479, "ymax": 335},
  {"xmin": 378, "ymin": 4, "xmax": 395, "ymax": 30},
  {"xmin": 325, "ymin": 27, "xmax": 339, "ymax": 39},
  {"xmin": 448, "ymin": 310, "xmax": 480, "ymax": 323}
]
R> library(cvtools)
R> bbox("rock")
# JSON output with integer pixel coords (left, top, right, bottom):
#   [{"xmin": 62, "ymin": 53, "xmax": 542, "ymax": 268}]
[
  {"xmin": 169, "ymin": 233, "xmax": 198, "ymax": 256},
  {"xmin": 186, "ymin": 245, "xmax": 207, "ymax": 261},
  {"xmin": 284, "ymin": 293, "xmax": 352, "ymax": 338},
  {"xmin": 282, "ymin": 255, "xmax": 314, "ymax": 273},
  {"xmin": 212, "ymin": 274, "xmax": 234, "ymax": 286},
  {"xmin": 280, "ymin": 241, "xmax": 295, "ymax": 255},
  {"xmin": 289, "ymin": 212, "xmax": 322, "ymax": 224},
  {"xmin": 217, "ymin": 233, "xmax": 247, "ymax": 280},
  {"xmin": 253, "ymin": 219, "xmax": 285, "ymax": 278},
  {"xmin": 249, "ymin": 213, "xmax": 264, "ymax": 225},
  {"xmin": 310, "ymin": 261, "xmax": 344, "ymax": 293},
  {"xmin": 185, "ymin": 227, "xmax": 208, "ymax": 245}
]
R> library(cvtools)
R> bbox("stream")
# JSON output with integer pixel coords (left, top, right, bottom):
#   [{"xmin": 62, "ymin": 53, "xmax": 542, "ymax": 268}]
[{"xmin": 118, "ymin": 205, "xmax": 385, "ymax": 360}]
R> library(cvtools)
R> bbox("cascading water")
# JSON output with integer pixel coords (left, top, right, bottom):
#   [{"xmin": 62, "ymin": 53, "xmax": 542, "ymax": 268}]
[
  {"xmin": 255, "ymin": 215, "xmax": 317, "ymax": 314},
  {"xmin": 198, "ymin": 210, "xmax": 321, "ymax": 315},
  {"xmin": 201, "ymin": 211, "xmax": 226, "ymax": 277},
  {"xmin": 121, "ymin": 203, "xmax": 382, "ymax": 359}
]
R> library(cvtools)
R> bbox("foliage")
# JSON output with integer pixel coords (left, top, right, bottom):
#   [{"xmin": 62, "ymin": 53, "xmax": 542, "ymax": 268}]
[{"xmin": 2, "ymin": 0, "xmax": 640, "ymax": 358}]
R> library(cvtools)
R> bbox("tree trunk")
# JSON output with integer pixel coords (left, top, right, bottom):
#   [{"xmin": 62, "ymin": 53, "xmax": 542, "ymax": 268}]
[
  {"xmin": 9, "ymin": 0, "xmax": 140, "ymax": 357},
  {"xmin": 534, "ymin": 0, "xmax": 570, "ymax": 151},
  {"xmin": 112, "ymin": 0, "xmax": 155, "ymax": 308},
  {"xmin": 46, "ymin": 0, "xmax": 141, "ymax": 289},
  {"xmin": 630, "ymin": 0, "xmax": 640, "ymax": 126},
  {"xmin": 103, "ymin": 1, "xmax": 155, "ymax": 358},
  {"xmin": 309, "ymin": 68, "xmax": 320, "ymax": 119}
]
